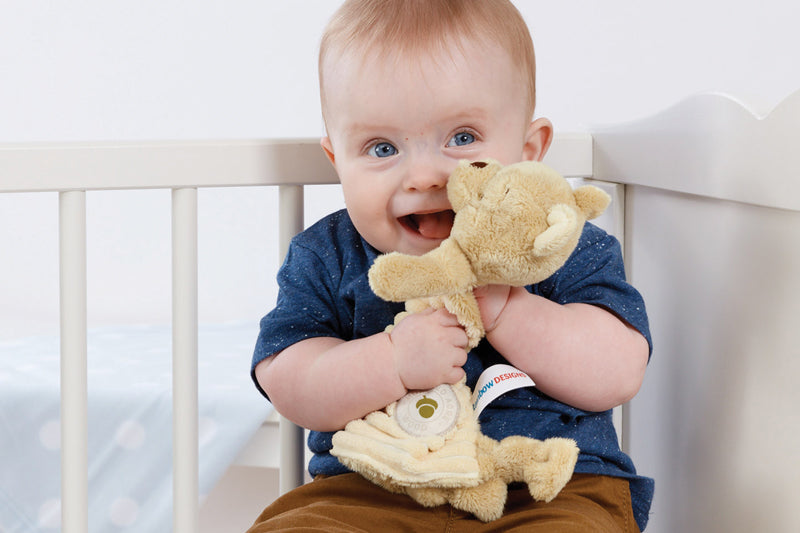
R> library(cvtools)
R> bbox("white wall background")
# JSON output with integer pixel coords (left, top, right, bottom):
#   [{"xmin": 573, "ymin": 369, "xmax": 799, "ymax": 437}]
[
  {"xmin": 3, "ymin": 0, "xmax": 798, "ymax": 143},
  {"xmin": 2, "ymin": 0, "xmax": 800, "ymax": 338}
]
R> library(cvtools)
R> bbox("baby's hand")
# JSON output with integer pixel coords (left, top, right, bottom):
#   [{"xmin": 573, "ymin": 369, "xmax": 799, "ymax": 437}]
[
  {"xmin": 473, "ymin": 284, "xmax": 514, "ymax": 333},
  {"xmin": 388, "ymin": 308, "xmax": 468, "ymax": 391}
]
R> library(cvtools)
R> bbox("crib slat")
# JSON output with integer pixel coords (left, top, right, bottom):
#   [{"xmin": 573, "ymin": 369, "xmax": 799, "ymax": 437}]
[
  {"xmin": 59, "ymin": 191, "xmax": 88, "ymax": 533},
  {"xmin": 172, "ymin": 188, "xmax": 199, "ymax": 533},
  {"xmin": 278, "ymin": 185, "xmax": 306, "ymax": 494}
]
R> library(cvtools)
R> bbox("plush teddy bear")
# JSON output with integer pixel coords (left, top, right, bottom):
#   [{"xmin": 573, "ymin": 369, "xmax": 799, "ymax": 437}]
[
  {"xmin": 367, "ymin": 158, "xmax": 611, "ymax": 347},
  {"xmin": 331, "ymin": 159, "xmax": 610, "ymax": 522},
  {"xmin": 330, "ymin": 377, "xmax": 581, "ymax": 522}
]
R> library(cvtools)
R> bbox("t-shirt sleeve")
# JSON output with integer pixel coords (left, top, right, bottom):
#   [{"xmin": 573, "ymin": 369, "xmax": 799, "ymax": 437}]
[
  {"xmin": 250, "ymin": 238, "xmax": 344, "ymax": 397},
  {"xmin": 535, "ymin": 222, "xmax": 653, "ymax": 356}
]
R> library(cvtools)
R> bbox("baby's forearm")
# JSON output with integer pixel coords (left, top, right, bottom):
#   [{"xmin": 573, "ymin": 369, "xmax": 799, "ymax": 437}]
[
  {"xmin": 486, "ymin": 289, "xmax": 649, "ymax": 412},
  {"xmin": 254, "ymin": 334, "xmax": 408, "ymax": 432}
]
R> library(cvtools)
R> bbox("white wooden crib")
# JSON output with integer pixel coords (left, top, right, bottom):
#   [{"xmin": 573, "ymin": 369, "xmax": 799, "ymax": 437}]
[{"xmin": 1, "ymin": 89, "xmax": 798, "ymax": 533}]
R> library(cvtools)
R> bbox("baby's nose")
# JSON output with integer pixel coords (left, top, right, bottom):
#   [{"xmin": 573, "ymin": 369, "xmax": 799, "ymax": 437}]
[{"xmin": 404, "ymin": 158, "xmax": 449, "ymax": 192}]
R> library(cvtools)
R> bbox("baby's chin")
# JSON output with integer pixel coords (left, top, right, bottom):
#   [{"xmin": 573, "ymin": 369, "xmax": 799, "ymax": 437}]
[{"xmin": 392, "ymin": 239, "xmax": 446, "ymax": 256}]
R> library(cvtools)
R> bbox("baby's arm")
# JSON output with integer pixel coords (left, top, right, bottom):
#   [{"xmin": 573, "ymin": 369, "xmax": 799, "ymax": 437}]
[
  {"xmin": 255, "ymin": 308, "xmax": 468, "ymax": 432},
  {"xmin": 475, "ymin": 285, "xmax": 648, "ymax": 412}
]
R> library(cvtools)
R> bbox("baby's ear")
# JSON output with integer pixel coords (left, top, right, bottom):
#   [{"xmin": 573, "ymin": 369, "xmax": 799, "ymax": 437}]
[
  {"xmin": 447, "ymin": 159, "xmax": 503, "ymax": 211},
  {"xmin": 573, "ymin": 185, "xmax": 611, "ymax": 221}
]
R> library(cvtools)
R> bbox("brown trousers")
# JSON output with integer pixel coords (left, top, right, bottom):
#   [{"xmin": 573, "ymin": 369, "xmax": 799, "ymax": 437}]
[{"xmin": 246, "ymin": 473, "xmax": 639, "ymax": 532}]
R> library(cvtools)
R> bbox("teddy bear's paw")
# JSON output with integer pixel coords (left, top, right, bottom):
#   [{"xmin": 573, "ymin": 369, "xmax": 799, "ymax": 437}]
[
  {"xmin": 391, "ymin": 311, "xmax": 410, "ymax": 328},
  {"xmin": 450, "ymin": 478, "xmax": 508, "ymax": 522},
  {"xmin": 405, "ymin": 486, "xmax": 450, "ymax": 508},
  {"xmin": 440, "ymin": 291, "xmax": 484, "ymax": 348},
  {"xmin": 405, "ymin": 297, "xmax": 441, "ymax": 314},
  {"xmin": 523, "ymin": 437, "xmax": 579, "ymax": 502},
  {"xmin": 368, "ymin": 241, "xmax": 474, "ymax": 302}
]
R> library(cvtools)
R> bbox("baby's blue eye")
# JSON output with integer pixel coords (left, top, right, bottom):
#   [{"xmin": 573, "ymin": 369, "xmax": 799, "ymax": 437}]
[
  {"xmin": 448, "ymin": 132, "xmax": 475, "ymax": 147},
  {"xmin": 368, "ymin": 142, "xmax": 398, "ymax": 158}
]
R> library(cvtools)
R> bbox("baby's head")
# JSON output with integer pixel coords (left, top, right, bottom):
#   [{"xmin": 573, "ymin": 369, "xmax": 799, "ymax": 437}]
[
  {"xmin": 319, "ymin": 0, "xmax": 537, "ymax": 125},
  {"xmin": 318, "ymin": 0, "xmax": 552, "ymax": 256}
]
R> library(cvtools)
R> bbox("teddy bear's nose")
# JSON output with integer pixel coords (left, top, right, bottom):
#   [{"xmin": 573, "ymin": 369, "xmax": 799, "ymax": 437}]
[{"xmin": 471, "ymin": 161, "xmax": 488, "ymax": 168}]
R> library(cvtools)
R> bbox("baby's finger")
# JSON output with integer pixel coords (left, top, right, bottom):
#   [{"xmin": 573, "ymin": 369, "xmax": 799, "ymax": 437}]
[
  {"xmin": 440, "ymin": 322, "xmax": 468, "ymax": 349},
  {"xmin": 455, "ymin": 345, "xmax": 469, "ymax": 366},
  {"xmin": 444, "ymin": 366, "xmax": 466, "ymax": 385},
  {"xmin": 452, "ymin": 327, "xmax": 469, "ymax": 349},
  {"xmin": 432, "ymin": 307, "xmax": 460, "ymax": 325}
]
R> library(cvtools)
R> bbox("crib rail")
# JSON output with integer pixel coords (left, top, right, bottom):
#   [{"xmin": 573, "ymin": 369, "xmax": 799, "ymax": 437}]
[
  {"xmin": 0, "ymin": 139, "xmax": 334, "ymax": 192},
  {"xmin": 171, "ymin": 187, "xmax": 199, "ymax": 533},
  {"xmin": 0, "ymin": 133, "xmax": 592, "ymax": 532},
  {"xmin": 59, "ymin": 191, "xmax": 88, "ymax": 532},
  {"xmin": 1, "ymin": 139, "xmax": 336, "ymax": 533}
]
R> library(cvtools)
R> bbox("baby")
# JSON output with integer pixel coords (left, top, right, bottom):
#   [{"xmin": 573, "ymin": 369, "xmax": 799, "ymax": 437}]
[{"xmin": 249, "ymin": 1, "xmax": 653, "ymax": 531}]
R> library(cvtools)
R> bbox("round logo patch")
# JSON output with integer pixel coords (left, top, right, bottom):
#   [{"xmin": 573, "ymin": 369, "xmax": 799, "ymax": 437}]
[{"xmin": 394, "ymin": 384, "xmax": 460, "ymax": 437}]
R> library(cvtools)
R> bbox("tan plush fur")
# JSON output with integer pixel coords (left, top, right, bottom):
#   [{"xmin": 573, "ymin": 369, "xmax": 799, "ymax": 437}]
[
  {"xmin": 331, "ymin": 159, "xmax": 609, "ymax": 521},
  {"xmin": 369, "ymin": 159, "xmax": 611, "ymax": 348}
]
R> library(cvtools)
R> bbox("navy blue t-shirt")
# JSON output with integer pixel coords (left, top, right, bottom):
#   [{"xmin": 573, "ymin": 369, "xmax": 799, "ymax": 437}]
[{"xmin": 252, "ymin": 209, "xmax": 654, "ymax": 530}]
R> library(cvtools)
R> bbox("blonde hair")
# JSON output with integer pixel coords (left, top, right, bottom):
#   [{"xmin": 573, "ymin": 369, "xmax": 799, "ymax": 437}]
[{"xmin": 319, "ymin": 0, "xmax": 537, "ymax": 121}]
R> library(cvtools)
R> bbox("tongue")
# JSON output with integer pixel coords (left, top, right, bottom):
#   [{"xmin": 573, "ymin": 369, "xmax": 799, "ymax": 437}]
[{"xmin": 412, "ymin": 211, "xmax": 454, "ymax": 239}]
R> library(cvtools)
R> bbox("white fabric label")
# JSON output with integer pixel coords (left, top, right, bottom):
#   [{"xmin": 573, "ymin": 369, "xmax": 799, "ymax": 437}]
[{"xmin": 471, "ymin": 364, "xmax": 535, "ymax": 418}]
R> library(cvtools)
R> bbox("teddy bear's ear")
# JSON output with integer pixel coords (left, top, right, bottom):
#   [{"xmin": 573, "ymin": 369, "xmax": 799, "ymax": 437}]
[
  {"xmin": 447, "ymin": 159, "xmax": 503, "ymax": 211},
  {"xmin": 573, "ymin": 185, "xmax": 611, "ymax": 221}
]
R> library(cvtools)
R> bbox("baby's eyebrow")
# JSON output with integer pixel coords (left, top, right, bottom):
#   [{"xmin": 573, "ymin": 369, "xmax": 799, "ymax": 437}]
[
  {"xmin": 339, "ymin": 108, "xmax": 490, "ymax": 145},
  {"xmin": 339, "ymin": 117, "xmax": 406, "ymax": 138},
  {"xmin": 446, "ymin": 108, "xmax": 489, "ymax": 122},
  {"xmin": 344, "ymin": 122, "xmax": 391, "ymax": 136}
]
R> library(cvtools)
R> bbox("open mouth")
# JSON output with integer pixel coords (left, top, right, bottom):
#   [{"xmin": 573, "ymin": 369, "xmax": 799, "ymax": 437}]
[{"xmin": 400, "ymin": 210, "xmax": 455, "ymax": 239}]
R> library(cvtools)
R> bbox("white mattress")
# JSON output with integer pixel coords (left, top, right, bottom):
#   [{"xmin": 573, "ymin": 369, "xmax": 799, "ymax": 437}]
[{"xmin": 0, "ymin": 321, "xmax": 272, "ymax": 532}]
